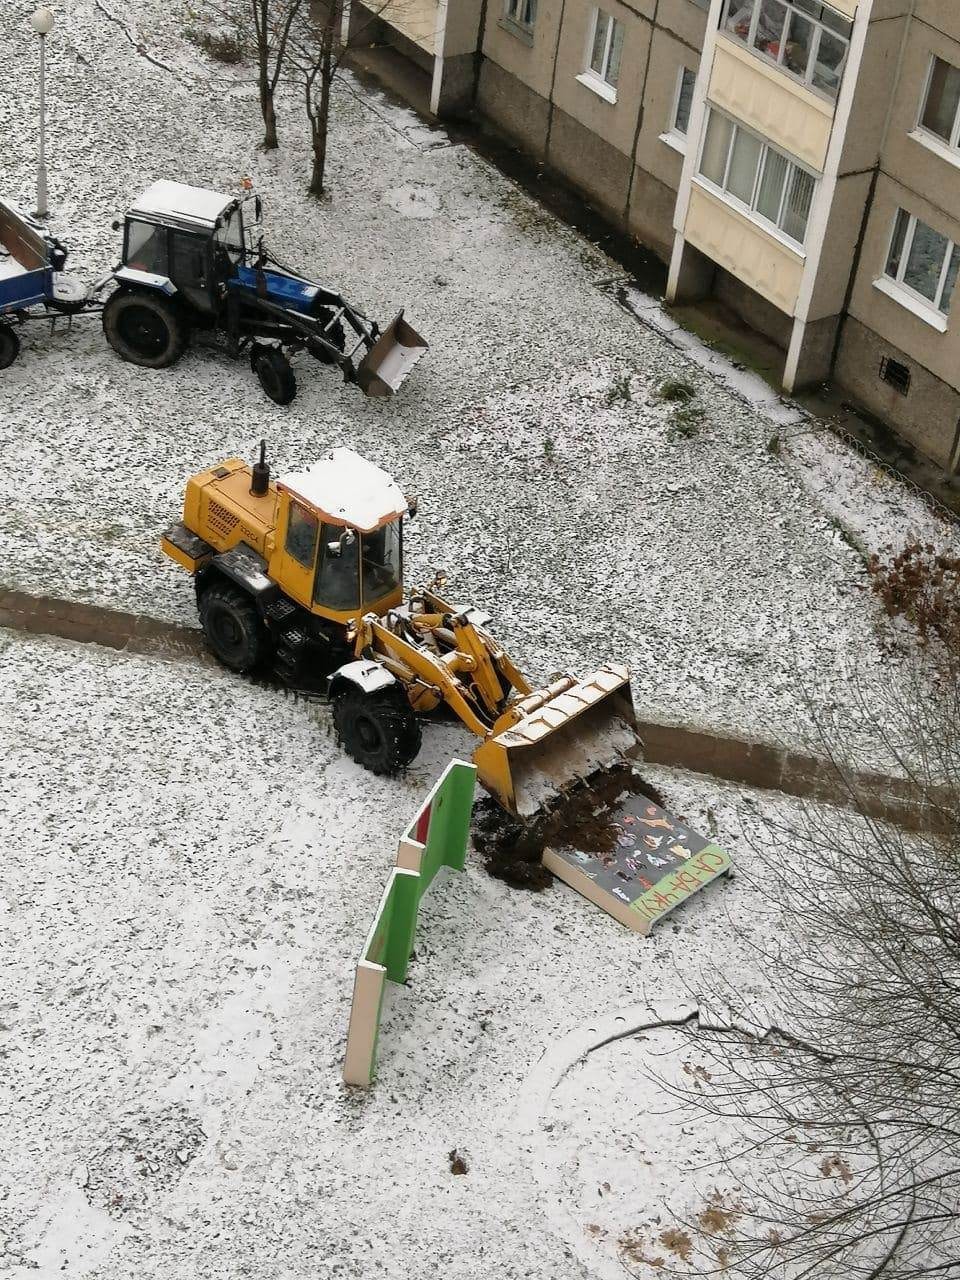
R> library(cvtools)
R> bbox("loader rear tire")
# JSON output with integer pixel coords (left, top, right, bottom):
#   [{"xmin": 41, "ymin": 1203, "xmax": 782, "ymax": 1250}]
[
  {"xmin": 199, "ymin": 581, "xmax": 267, "ymax": 673},
  {"xmin": 331, "ymin": 684, "xmax": 421, "ymax": 776},
  {"xmin": 251, "ymin": 344, "xmax": 296, "ymax": 405},
  {"xmin": 103, "ymin": 289, "xmax": 187, "ymax": 369}
]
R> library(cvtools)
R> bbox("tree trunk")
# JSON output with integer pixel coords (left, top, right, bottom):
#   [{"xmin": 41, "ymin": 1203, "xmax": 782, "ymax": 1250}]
[
  {"xmin": 255, "ymin": 0, "xmax": 278, "ymax": 150},
  {"xmin": 308, "ymin": 121, "xmax": 327, "ymax": 196},
  {"xmin": 260, "ymin": 85, "xmax": 279, "ymax": 149},
  {"xmin": 306, "ymin": 21, "xmax": 335, "ymax": 196}
]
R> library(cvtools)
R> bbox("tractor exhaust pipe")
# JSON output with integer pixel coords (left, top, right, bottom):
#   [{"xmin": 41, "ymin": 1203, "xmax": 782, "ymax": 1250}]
[{"xmin": 250, "ymin": 439, "xmax": 270, "ymax": 496}]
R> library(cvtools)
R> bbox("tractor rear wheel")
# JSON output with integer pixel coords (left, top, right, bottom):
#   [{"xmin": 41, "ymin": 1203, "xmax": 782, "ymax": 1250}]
[
  {"xmin": 331, "ymin": 684, "xmax": 422, "ymax": 776},
  {"xmin": 0, "ymin": 325, "xmax": 20, "ymax": 370},
  {"xmin": 199, "ymin": 581, "xmax": 267, "ymax": 673},
  {"xmin": 251, "ymin": 344, "xmax": 297, "ymax": 405},
  {"xmin": 103, "ymin": 289, "xmax": 187, "ymax": 369}
]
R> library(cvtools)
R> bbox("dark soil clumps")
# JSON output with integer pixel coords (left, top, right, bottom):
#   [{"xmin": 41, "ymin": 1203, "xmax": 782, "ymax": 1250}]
[{"xmin": 473, "ymin": 764, "xmax": 668, "ymax": 891}]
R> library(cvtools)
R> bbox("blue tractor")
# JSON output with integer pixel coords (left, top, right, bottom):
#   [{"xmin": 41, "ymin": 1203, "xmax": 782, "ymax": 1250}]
[{"xmin": 101, "ymin": 181, "xmax": 426, "ymax": 403}]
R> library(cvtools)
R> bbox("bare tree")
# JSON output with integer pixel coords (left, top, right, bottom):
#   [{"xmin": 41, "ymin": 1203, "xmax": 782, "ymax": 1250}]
[
  {"xmin": 250, "ymin": 0, "xmax": 303, "ymax": 149},
  {"xmin": 294, "ymin": 0, "xmax": 411, "ymax": 197},
  {"xmin": 300, "ymin": 0, "xmax": 342, "ymax": 197},
  {"xmin": 653, "ymin": 642, "xmax": 960, "ymax": 1278},
  {"xmin": 196, "ymin": 0, "xmax": 304, "ymax": 148}
]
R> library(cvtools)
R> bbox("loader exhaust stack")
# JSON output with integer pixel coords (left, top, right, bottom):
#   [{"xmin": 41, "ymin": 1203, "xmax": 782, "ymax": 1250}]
[
  {"xmin": 356, "ymin": 311, "xmax": 428, "ymax": 397},
  {"xmin": 472, "ymin": 664, "xmax": 642, "ymax": 818}
]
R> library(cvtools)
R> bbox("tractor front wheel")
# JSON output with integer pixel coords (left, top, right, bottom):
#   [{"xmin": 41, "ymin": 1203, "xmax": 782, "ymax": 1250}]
[
  {"xmin": 331, "ymin": 684, "xmax": 422, "ymax": 776},
  {"xmin": 103, "ymin": 289, "xmax": 187, "ymax": 369},
  {"xmin": 251, "ymin": 344, "xmax": 297, "ymax": 405},
  {"xmin": 0, "ymin": 325, "xmax": 20, "ymax": 370},
  {"xmin": 199, "ymin": 581, "xmax": 267, "ymax": 673}
]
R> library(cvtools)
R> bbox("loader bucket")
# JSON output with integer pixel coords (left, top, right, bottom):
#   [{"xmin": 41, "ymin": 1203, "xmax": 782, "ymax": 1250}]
[
  {"xmin": 356, "ymin": 310, "xmax": 428, "ymax": 397},
  {"xmin": 472, "ymin": 664, "xmax": 642, "ymax": 819}
]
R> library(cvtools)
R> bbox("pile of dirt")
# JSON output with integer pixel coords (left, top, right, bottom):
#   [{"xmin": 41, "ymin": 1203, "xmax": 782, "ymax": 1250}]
[{"xmin": 472, "ymin": 764, "xmax": 668, "ymax": 891}]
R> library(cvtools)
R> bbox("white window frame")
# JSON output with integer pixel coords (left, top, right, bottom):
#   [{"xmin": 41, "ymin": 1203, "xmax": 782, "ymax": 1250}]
[
  {"xmin": 502, "ymin": 0, "xmax": 537, "ymax": 34},
  {"xmin": 577, "ymin": 8, "xmax": 624, "ymax": 104},
  {"xmin": 695, "ymin": 109, "xmax": 817, "ymax": 248},
  {"xmin": 721, "ymin": 0, "xmax": 851, "ymax": 102},
  {"xmin": 661, "ymin": 66, "xmax": 698, "ymax": 154},
  {"xmin": 875, "ymin": 208, "xmax": 958, "ymax": 330},
  {"xmin": 914, "ymin": 54, "xmax": 960, "ymax": 153}
]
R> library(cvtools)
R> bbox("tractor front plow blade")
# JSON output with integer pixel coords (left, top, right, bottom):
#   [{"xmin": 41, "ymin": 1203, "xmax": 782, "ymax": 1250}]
[{"xmin": 472, "ymin": 664, "xmax": 642, "ymax": 819}]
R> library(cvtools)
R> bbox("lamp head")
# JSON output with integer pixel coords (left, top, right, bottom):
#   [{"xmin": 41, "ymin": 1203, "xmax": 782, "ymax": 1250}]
[{"xmin": 31, "ymin": 7, "xmax": 55, "ymax": 35}]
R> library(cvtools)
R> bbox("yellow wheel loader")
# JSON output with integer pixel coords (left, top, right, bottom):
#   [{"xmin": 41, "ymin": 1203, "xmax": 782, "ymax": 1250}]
[{"xmin": 161, "ymin": 444, "xmax": 640, "ymax": 817}]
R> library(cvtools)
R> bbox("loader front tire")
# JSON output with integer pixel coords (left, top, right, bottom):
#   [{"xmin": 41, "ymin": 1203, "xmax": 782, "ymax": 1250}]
[
  {"xmin": 103, "ymin": 289, "xmax": 187, "ymax": 369},
  {"xmin": 331, "ymin": 684, "xmax": 422, "ymax": 776},
  {"xmin": 199, "ymin": 581, "xmax": 267, "ymax": 673},
  {"xmin": 251, "ymin": 344, "xmax": 297, "ymax": 405}
]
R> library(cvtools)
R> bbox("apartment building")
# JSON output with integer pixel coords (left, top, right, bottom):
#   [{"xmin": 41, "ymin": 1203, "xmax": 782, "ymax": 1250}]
[{"xmin": 346, "ymin": 0, "xmax": 960, "ymax": 472}]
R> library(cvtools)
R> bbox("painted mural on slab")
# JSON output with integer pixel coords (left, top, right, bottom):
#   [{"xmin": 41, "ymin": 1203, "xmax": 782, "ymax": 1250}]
[{"xmin": 544, "ymin": 790, "xmax": 731, "ymax": 934}]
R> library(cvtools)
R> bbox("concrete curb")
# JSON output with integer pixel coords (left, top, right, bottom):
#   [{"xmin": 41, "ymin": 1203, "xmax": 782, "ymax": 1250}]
[{"xmin": 0, "ymin": 587, "xmax": 938, "ymax": 832}]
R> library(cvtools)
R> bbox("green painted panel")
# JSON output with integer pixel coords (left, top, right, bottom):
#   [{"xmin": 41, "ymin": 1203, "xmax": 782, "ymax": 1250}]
[
  {"xmin": 415, "ymin": 761, "xmax": 476, "ymax": 898},
  {"xmin": 382, "ymin": 870, "xmax": 420, "ymax": 984}
]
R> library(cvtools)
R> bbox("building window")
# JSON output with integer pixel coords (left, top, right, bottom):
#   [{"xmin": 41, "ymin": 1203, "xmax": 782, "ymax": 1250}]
[
  {"xmin": 721, "ymin": 0, "xmax": 852, "ymax": 101},
  {"xmin": 503, "ymin": 0, "xmax": 537, "ymax": 32},
  {"xmin": 919, "ymin": 56, "xmax": 960, "ymax": 150},
  {"xmin": 587, "ymin": 8, "xmax": 624, "ymax": 89},
  {"xmin": 673, "ymin": 67, "xmax": 697, "ymax": 135},
  {"xmin": 661, "ymin": 66, "xmax": 698, "ymax": 154},
  {"xmin": 698, "ymin": 109, "xmax": 816, "ymax": 245},
  {"xmin": 884, "ymin": 209, "xmax": 960, "ymax": 316}
]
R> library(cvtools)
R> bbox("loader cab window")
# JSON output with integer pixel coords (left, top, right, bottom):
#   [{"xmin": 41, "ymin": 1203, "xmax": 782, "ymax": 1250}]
[
  {"xmin": 125, "ymin": 219, "xmax": 167, "ymax": 275},
  {"xmin": 285, "ymin": 501, "xmax": 319, "ymax": 568},
  {"xmin": 361, "ymin": 521, "xmax": 401, "ymax": 604},
  {"xmin": 314, "ymin": 522, "xmax": 360, "ymax": 611}
]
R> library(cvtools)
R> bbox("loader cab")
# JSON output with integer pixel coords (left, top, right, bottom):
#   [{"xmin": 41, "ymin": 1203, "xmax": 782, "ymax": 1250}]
[
  {"xmin": 118, "ymin": 180, "xmax": 245, "ymax": 317},
  {"xmin": 273, "ymin": 448, "xmax": 408, "ymax": 621}
]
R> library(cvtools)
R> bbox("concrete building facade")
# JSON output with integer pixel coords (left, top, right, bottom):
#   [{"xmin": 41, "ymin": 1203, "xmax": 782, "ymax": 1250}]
[{"xmin": 347, "ymin": 0, "xmax": 960, "ymax": 472}]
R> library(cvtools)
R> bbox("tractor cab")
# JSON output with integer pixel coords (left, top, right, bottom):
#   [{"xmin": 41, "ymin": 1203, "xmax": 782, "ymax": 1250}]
[
  {"xmin": 117, "ymin": 180, "xmax": 246, "ymax": 317},
  {"xmin": 273, "ymin": 449, "xmax": 408, "ymax": 621}
]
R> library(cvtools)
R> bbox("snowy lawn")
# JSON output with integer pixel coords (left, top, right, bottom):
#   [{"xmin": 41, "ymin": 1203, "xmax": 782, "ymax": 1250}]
[
  {"xmin": 0, "ymin": 0, "xmax": 930, "ymax": 757},
  {"xmin": 3, "ymin": 629, "xmax": 813, "ymax": 1280}
]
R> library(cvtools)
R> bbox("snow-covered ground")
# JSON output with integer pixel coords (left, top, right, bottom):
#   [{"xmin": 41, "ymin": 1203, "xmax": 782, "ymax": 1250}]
[
  {"xmin": 2, "ymin": 629, "xmax": 805, "ymax": 1280},
  {"xmin": 0, "ymin": 4, "xmax": 943, "ymax": 1275},
  {"xmin": 0, "ymin": 0, "xmax": 942, "ymax": 758}
]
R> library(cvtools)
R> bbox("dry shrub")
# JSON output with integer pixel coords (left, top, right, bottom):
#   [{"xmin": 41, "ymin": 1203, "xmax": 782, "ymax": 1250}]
[{"xmin": 867, "ymin": 541, "xmax": 960, "ymax": 648}]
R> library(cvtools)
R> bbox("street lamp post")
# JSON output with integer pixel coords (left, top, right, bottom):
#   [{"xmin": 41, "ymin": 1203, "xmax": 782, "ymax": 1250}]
[{"xmin": 30, "ymin": 7, "xmax": 55, "ymax": 219}]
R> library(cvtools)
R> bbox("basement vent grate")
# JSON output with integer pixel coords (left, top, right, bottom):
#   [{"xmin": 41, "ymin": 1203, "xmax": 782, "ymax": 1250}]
[{"xmin": 880, "ymin": 357, "xmax": 911, "ymax": 396}]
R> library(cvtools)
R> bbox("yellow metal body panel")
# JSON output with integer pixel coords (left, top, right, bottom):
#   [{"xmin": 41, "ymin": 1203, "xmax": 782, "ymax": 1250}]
[
  {"xmin": 160, "ymin": 534, "xmax": 204, "ymax": 574},
  {"xmin": 182, "ymin": 458, "xmax": 278, "ymax": 561}
]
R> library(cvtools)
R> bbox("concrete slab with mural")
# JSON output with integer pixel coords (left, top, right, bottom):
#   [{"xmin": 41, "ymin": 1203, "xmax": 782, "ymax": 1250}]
[{"xmin": 543, "ymin": 777, "xmax": 731, "ymax": 934}]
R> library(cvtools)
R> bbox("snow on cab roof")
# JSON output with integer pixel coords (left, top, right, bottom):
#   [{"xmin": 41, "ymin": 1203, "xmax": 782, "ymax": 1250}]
[
  {"xmin": 279, "ymin": 447, "xmax": 408, "ymax": 532},
  {"xmin": 128, "ymin": 180, "xmax": 233, "ymax": 228}
]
